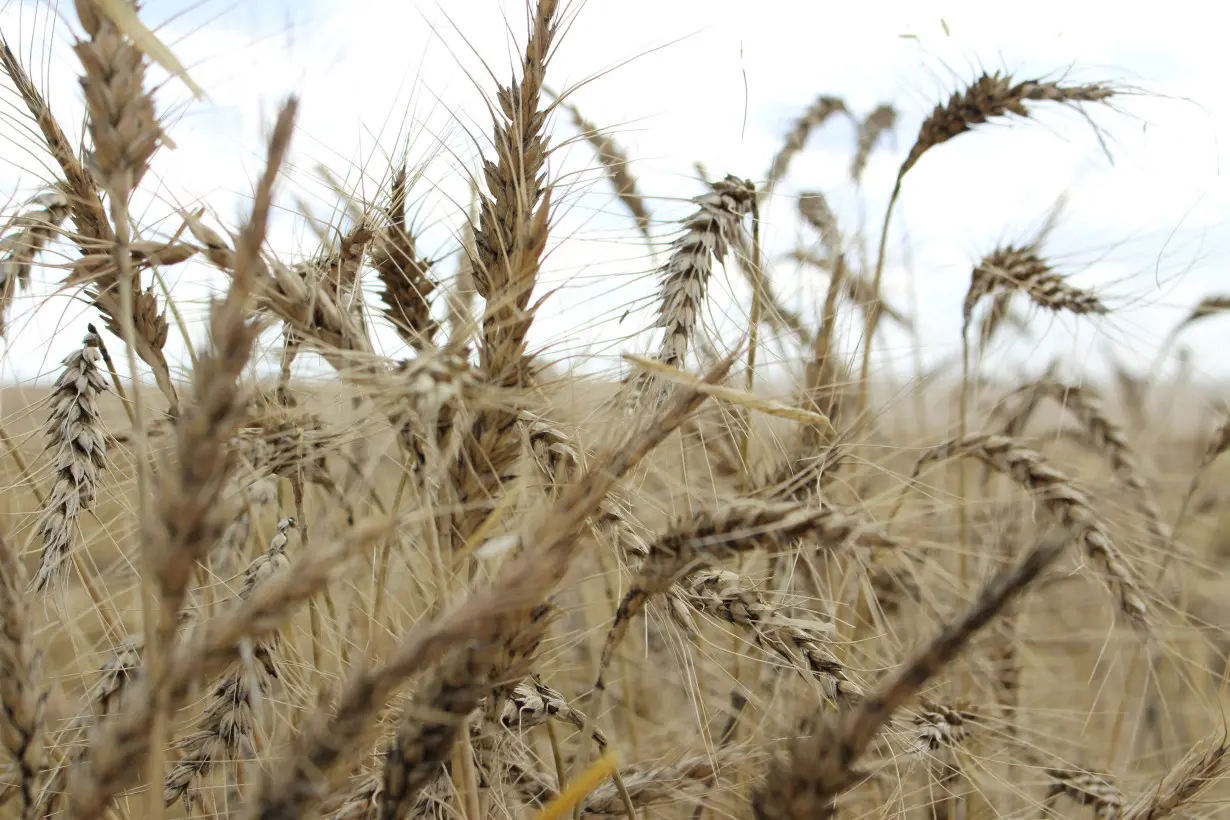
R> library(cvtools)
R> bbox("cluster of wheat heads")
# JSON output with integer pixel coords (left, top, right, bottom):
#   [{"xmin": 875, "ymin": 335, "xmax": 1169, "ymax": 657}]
[{"xmin": 0, "ymin": 1, "xmax": 1229, "ymax": 819}]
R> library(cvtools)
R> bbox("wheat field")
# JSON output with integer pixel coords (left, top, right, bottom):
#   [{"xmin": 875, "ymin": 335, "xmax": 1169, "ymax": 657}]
[{"xmin": 1, "ymin": 2, "xmax": 1230, "ymax": 819}]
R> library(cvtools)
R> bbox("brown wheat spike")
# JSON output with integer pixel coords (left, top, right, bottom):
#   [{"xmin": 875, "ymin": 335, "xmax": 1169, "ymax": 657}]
[
  {"xmin": 33, "ymin": 634, "xmax": 152, "ymax": 819},
  {"xmin": 684, "ymin": 570, "xmax": 861, "ymax": 702},
  {"xmin": 0, "ymin": 37, "xmax": 110, "ymax": 241},
  {"xmin": 377, "ymin": 643, "xmax": 508, "ymax": 820},
  {"xmin": 0, "ymin": 529, "xmax": 46, "ymax": 819},
  {"xmin": 993, "ymin": 379, "xmax": 1171, "ymax": 550},
  {"xmin": 551, "ymin": 91, "xmax": 652, "ymax": 240},
  {"xmin": 34, "ymin": 327, "xmax": 109, "ymax": 591},
  {"xmin": 0, "ymin": 188, "xmax": 70, "ymax": 336},
  {"xmin": 242, "ymin": 356, "xmax": 732, "ymax": 820},
  {"xmin": 764, "ymin": 95, "xmax": 848, "ymax": 195},
  {"xmin": 73, "ymin": 0, "xmax": 162, "ymax": 200},
  {"xmin": 851, "ymin": 103, "xmax": 897, "ymax": 184},
  {"xmin": 185, "ymin": 208, "xmax": 376, "ymax": 380},
  {"xmin": 900, "ymin": 73, "xmax": 1114, "ymax": 182},
  {"xmin": 907, "ymin": 702, "xmax": 975, "ymax": 756},
  {"xmin": 371, "ymin": 162, "xmax": 438, "ymax": 349},
  {"xmin": 906, "ymin": 435, "xmax": 1148, "ymax": 627},
  {"xmin": 912, "ymin": 702, "xmax": 973, "ymax": 820},
  {"xmin": 73, "ymin": 0, "xmax": 181, "ymax": 410},
  {"xmin": 1045, "ymin": 765, "xmax": 1123, "ymax": 819},
  {"xmin": 1120, "ymin": 733, "xmax": 1229, "ymax": 820},
  {"xmin": 1169, "ymin": 294, "xmax": 1230, "ymax": 339},
  {"xmin": 963, "ymin": 246, "xmax": 1107, "ymax": 338},
  {"xmin": 797, "ymin": 192, "xmax": 839, "ymax": 254},
  {"xmin": 597, "ymin": 501, "xmax": 893, "ymax": 691},
  {"xmin": 750, "ymin": 533, "xmax": 1068, "ymax": 820},
  {"xmin": 653, "ymin": 175, "xmax": 756, "ymax": 371},
  {"xmin": 163, "ymin": 520, "xmax": 292, "ymax": 810},
  {"xmin": 325, "ymin": 711, "xmax": 560, "ymax": 820},
  {"xmin": 500, "ymin": 678, "xmax": 606, "ymax": 746},
  {"xmin": 471, "ymin": 0, "xmax": 560, "ymax": 389},
  {"xmin": 441, "ymin": 0, "xmax": 564, "ymax": 559}
]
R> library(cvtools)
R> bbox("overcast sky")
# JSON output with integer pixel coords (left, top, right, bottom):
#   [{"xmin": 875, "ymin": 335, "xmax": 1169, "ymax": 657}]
[{"xmin": 1, "ymin": 0, "xmax": 1227, "ymax": 395}]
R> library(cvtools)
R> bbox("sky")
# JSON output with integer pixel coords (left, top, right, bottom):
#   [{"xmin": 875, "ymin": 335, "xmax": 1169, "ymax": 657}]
[{"xmin": 1, "ymin": 0, "xmax": 1228, "ymax": 397}]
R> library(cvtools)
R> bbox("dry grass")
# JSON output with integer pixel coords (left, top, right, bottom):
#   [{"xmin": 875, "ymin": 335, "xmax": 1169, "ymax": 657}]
[{"xmin": 0, "ymin": 3, "xmax": 1228, "ymax": 820}]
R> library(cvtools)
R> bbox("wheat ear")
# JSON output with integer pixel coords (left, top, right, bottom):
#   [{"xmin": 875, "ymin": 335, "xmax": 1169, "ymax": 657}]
[
  {"xmin": 0, "ymin": 529, "xmax": 46, "ymax": 820},
  {"xmin": 34, "ymin": 328, "xmax": 109, "ymax": 591},
  {"xmin": 0, "ymin": 189, "xmax": 70, "ymax": 336},
  {"xmin": 471, "ymin": 0, "xmax": 560, "ymax": 387},
  {"xmin": 596, "ymin": 502, "xmax": 891, "ymax": 693},
  {"xmin": 652, "ymin": 176, "xmax": 756, "ymax": 373},
  {"xmin": 992, "ymin": 379, "xmax": 1170, "ymax": 552},
  {"xmin": 551, "ymin": 90, "xmax": 651, "ymax": 240},
  {"xmin": 162, "ymin": 519, "xmax": 293, "ymax": 810},
  {"xmin": 901, "ymin": 435, "xmax": 1147, "ymax": 627},
  {"xmin": 750, "ymin": 533, "xmax": 1067, "ymax": 820},
  {"xmin": 684, "ymin": 569, "xmax": 861, "ymax": 702},
  {"xmin": 1120, "ymin": 733, "xmax": 1229, "ymax": 820},
  {"xmin": 371, "ymin": 162, "xmax": 438, "ymax": 349},
  {"xmin": 850, "ymin": 104, "xmax": 896, "ymax": 184},
  {"xmin": 763, "ymin": 95, "xmax": 848, "ymax": 196}
]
